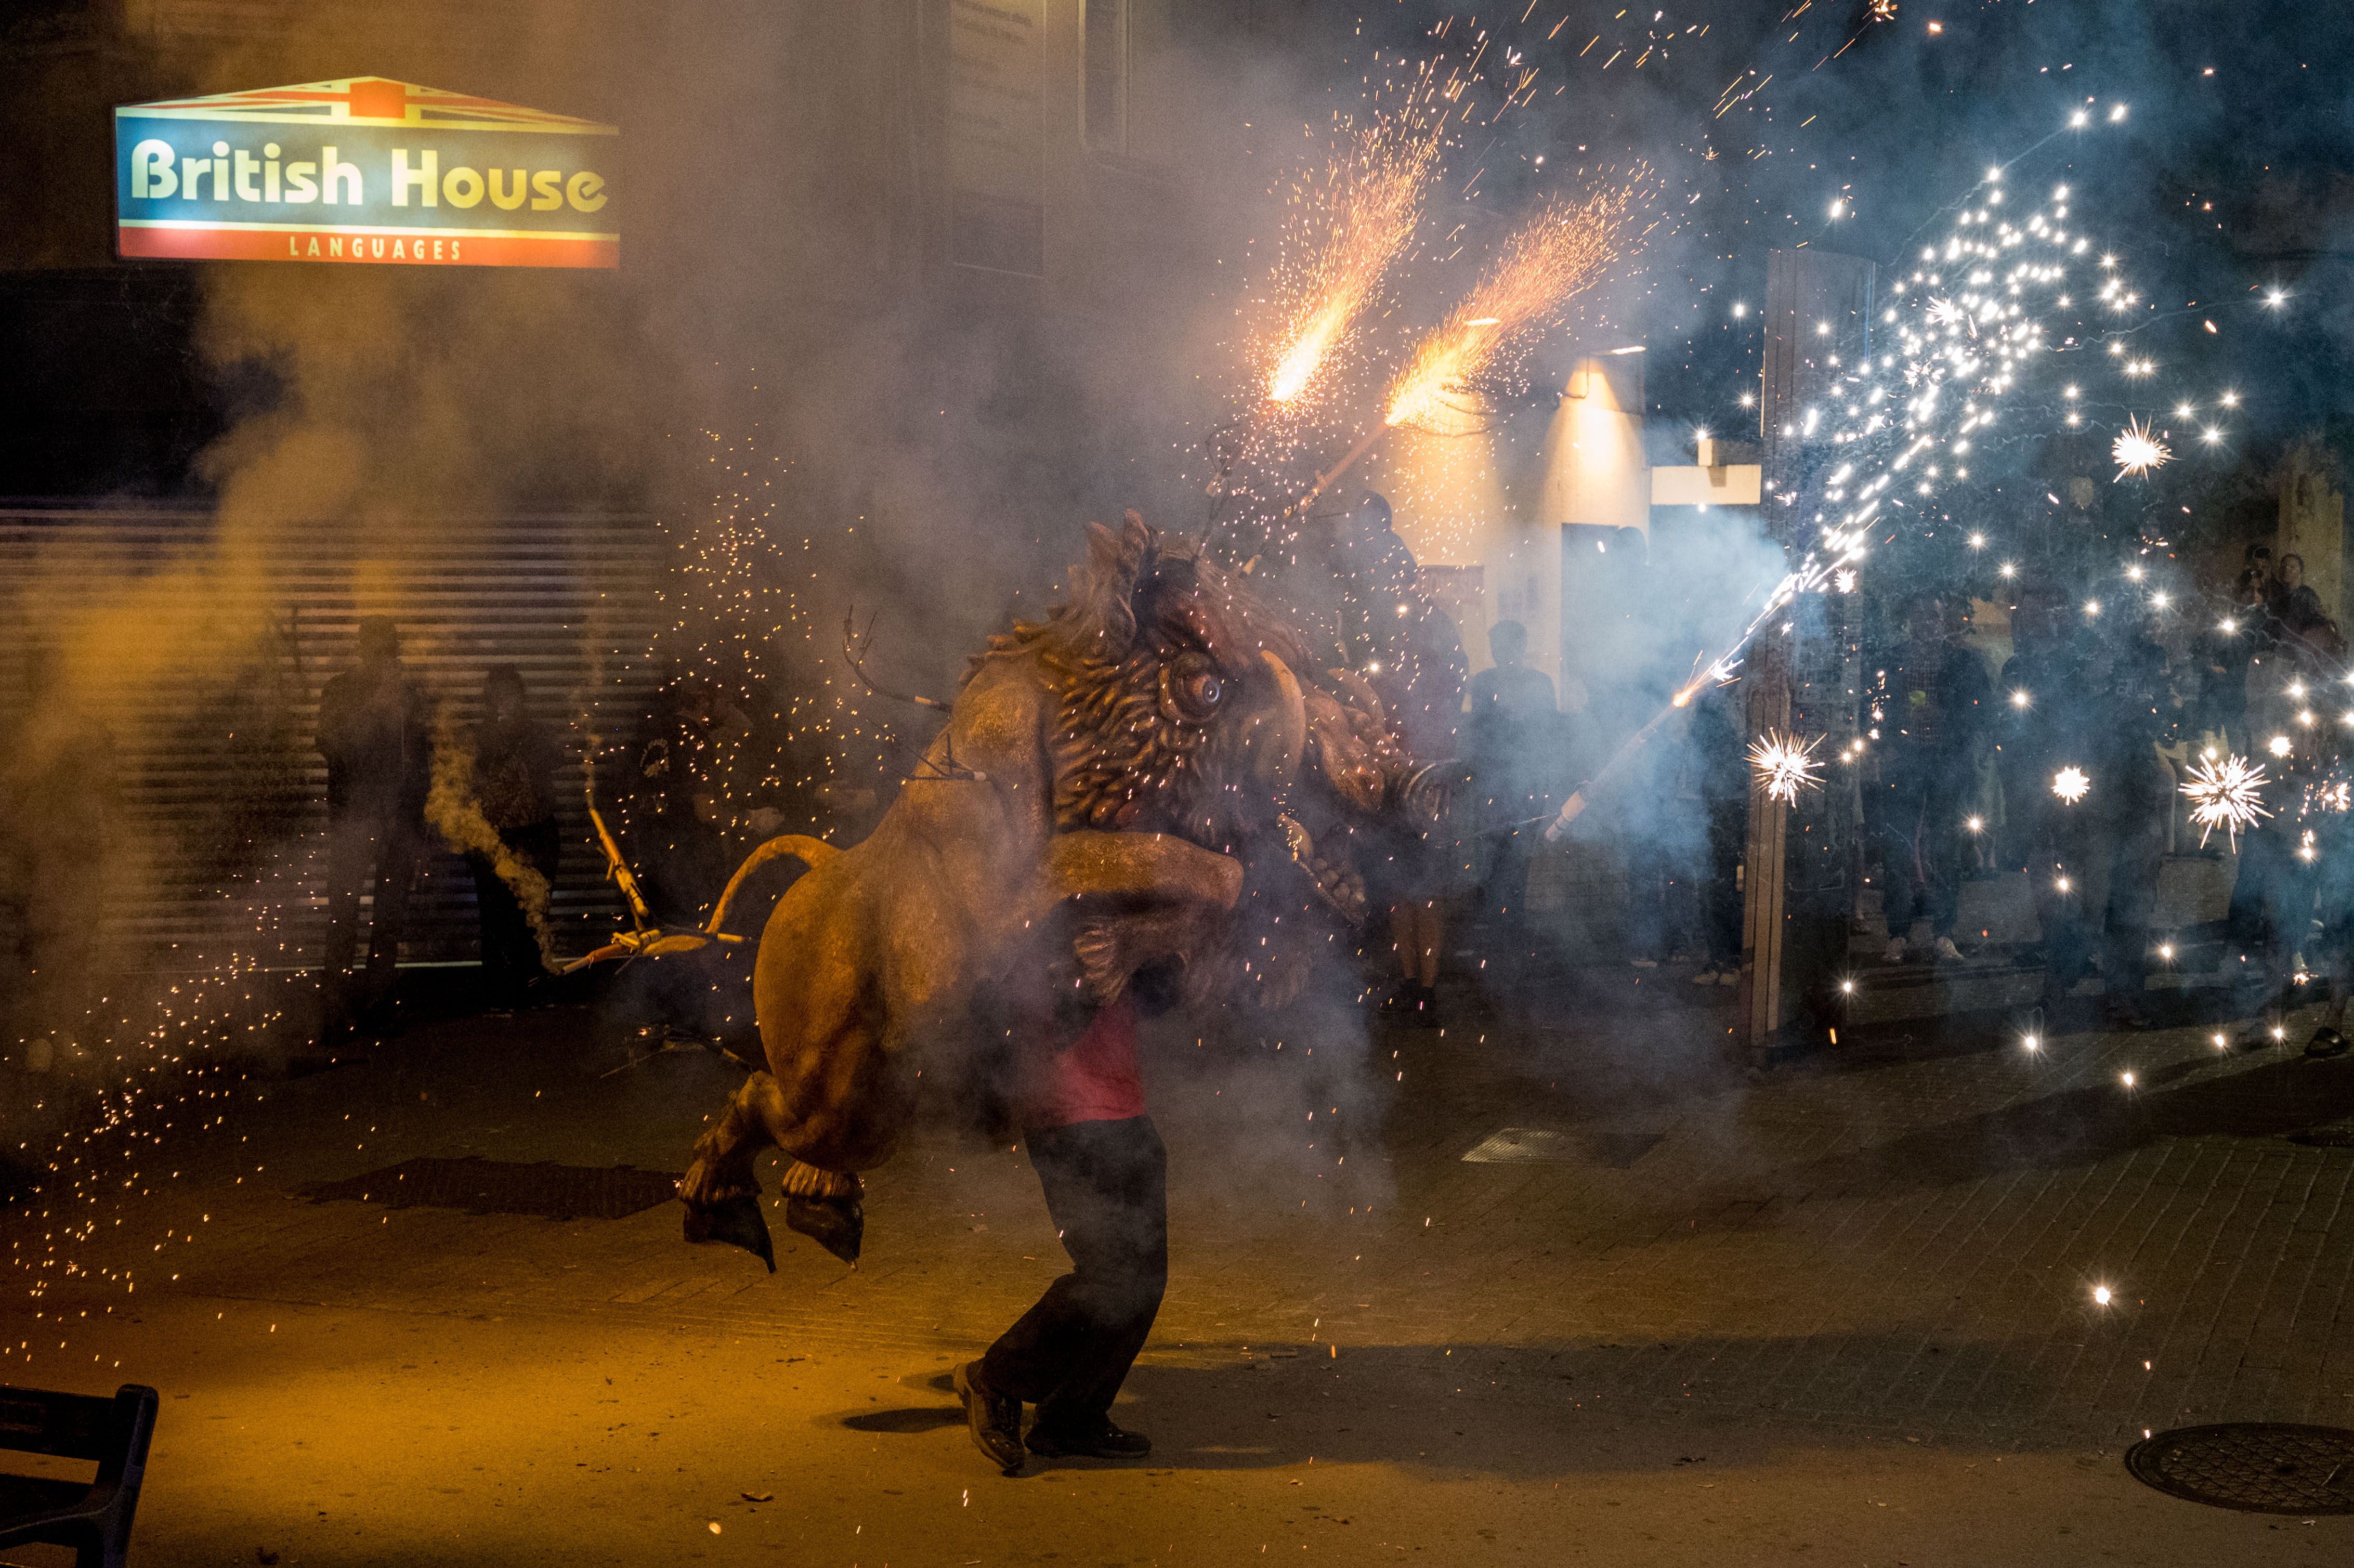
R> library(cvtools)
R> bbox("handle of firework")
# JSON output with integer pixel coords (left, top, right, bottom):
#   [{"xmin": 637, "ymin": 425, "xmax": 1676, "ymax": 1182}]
[
  {"xmin": 1542, "ymin": 701, "xmax": 1684, "ymax": 842},
  {"xmin": 588, "ymin": 799, "xmax": 652, "ymax": 929}
]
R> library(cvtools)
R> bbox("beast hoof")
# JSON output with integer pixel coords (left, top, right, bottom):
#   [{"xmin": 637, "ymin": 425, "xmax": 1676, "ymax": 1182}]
[
  {"xmin": 786, "ymin": 1194, "xmax": 864, "ymax": 1264},
  {"xmin": 683, "ymin": 1193, "xmax": 776, "ymax": 1272}
]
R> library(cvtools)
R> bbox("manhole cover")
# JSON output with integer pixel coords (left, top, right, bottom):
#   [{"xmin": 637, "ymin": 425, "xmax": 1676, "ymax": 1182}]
[
  {"xmin": 299, "ymin": 1157, "xmax": 681, "ymax": 1221},
  {"xmin": 1461, "ymin": 1128, "xmax": 1663, "ymax": 1168},
  {"xmin": 2124, "ymin": 1423, "xmax": 2354, "ymax": 1514}
]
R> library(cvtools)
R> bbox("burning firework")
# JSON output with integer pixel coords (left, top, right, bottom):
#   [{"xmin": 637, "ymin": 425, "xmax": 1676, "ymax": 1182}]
[
  {"xmin": 2051, "ymin": 765, "xmax": 2091, "ymax": 804},
  {"xmin": 1263, "ymin": 119, "xmax": 1441, "ymax": 404},
  {"xmin": 1749, "ymin": 729, "xmax": 1824, "ymax": 805},
  {"xmin": 2182, "ymin": 752, "xmax": 2271, "ymax": 848},
  {"xmin": 2112, "ymin": 415, "xmax": 2170, "ymax": 479},
  {"xmin": 1384, "ymin": 180, "xmax": 1644, "ymax": 429}
]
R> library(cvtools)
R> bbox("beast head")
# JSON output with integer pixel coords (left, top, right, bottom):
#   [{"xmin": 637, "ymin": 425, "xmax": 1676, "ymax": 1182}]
[{"xmin": 977, "ymin": 513, "xmax": 1441, "ymax": 927}]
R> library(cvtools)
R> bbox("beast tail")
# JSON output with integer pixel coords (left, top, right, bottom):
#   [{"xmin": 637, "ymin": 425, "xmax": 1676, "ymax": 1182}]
[{"xmin": 704, "ymin": 834, "xmax": 841, "ymax": 937}]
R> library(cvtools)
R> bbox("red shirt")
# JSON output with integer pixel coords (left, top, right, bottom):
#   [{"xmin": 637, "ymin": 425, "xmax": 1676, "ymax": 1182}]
[{"xmin": 1019, "ymin": 995, "xmax": 1146, "ymax": 1129}]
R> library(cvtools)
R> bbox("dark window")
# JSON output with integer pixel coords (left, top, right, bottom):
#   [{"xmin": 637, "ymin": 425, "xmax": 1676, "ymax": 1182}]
[{"xmin": 1083, "ymin": 0, "xmax": 1127, "ymax": 154}]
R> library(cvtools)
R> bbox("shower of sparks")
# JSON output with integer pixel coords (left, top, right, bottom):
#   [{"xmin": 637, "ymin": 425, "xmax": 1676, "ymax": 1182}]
[
  {"xmin": 2051, "ymin": 766, "xmax": 2091, "ymax": 804},
  {"xmin": 2182, "ymin": 752, "xmax": 2271, "ymax": 848},
  {"xmin": 1384, "ymin": 179, "xmax": 1645, "ymax": 429},
  {"xmin": 2111, "ymin": 415, "xmax": 2170, "ymax": 479},
  {"xmin": 1263, "ymin": 117, "xmax": 1442, "ymax": 403},
  {"xmin": 1749, "ymin": 729, "xmax": 1825, "ymax": 805}
]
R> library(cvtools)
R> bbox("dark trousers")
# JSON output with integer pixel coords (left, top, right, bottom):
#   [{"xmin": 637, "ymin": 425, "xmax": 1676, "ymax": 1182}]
[
  {"xmin": 1480, "ymin": 826, "xmax": 1537, "ymax": 928},
  {"xmin": 983, "ymin": 1117, "xmax": 1168, "ymax": 1426},
  {"xmin": 467, "ymin": 817, "xmax": 561, "ymax": 1002},
  {"xmin": 2019, "ymin": 759, "xmax": 2169, "ymax": 992},
  {"xmin": 1878, "ymin": 770, "xmax": 1963, "ymax": 939},
  {"xmin": 323, "ymin": 810, "xmax": 421, "ymax": 1018}
]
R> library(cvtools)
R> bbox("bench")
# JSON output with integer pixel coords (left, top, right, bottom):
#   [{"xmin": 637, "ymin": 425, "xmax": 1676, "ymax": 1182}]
[{"xmin": 0, "ymin": 1383, "xmax": 158, "ymax": 1568}]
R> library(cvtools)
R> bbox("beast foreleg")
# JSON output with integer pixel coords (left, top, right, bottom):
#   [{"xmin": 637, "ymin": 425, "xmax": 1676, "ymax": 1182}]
[{"xmin": 679, "ymin": 1073, "xmax": 781, "ymax": 1271}]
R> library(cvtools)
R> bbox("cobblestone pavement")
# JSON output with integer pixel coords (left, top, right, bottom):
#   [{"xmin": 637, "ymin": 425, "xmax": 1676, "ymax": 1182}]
[{"xmin": 5, "ymin": 907, "xmax": 2354, "ymax": 1563}]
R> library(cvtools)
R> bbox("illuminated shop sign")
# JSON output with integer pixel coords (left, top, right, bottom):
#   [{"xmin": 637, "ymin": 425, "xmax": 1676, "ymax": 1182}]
[{"xmin": 114, "ymin": 76, "xmax": 617, "ymax": 268}]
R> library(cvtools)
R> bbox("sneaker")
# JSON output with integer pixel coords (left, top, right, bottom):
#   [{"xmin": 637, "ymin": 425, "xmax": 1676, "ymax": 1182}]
[
  {"xmin": 1024, "ymin": 1413, "xmax": 1152, "ymax": 1459},
  {"xmin": 1693, "ymin": 969, "xmax": 1721, "ymax": 985},
  {"xmin": 1882, "ymin": 938, "xmax": 1907, "ymax": 963},
  {"xmin": 954, "ymin": 1361, "xmax": 1026, "ymax": 1474},
  {"xmin": 1932, "ymin": 936, "xmax": 1963, "ymax": 963},
  {"xmin": 1718, "ymin": 969, "xmax": 1742, "ymax": 986}
]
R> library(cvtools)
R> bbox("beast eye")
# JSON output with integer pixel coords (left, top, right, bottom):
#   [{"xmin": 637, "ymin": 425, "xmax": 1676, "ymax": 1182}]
[{"xmin": 1167, "ymin": 653, "xmax": 1223, "ymax": 721}]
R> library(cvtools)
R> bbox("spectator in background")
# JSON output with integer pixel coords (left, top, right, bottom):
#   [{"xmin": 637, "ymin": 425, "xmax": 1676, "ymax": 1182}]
[
  {"xmin": 317, "ymin": 617, "xmax": 431, "ymax": 1037},
  {"xmin": 2245, "ymin": 541, "xmax": 2275, "ymax": 600},
  {"xmin": 1873, "ymin": 591, "xmax": 1991, "ymax": 963},
  {"xmin": 1, "ymin": 648, "xmax": 116, "ymax": 1068},
  {"xmin": 1337, "ymin": 493, "xmax": 1466, "ymax": 1023},
  {"xmin": 1683, "ymin": 682, "xmax": 1747, "ymax": 987},
  {"xmin": 1999, "ymin": 586, "xmax": 2096, "ymax": 996},
  {"xmin": 1466, "ymin": 619, "xmax": 1556, "ymax": 935},
  {"xmin": 2270, "ymin": 552, "xmax": 2325, "ymax": 633},
  {"xmin": 2086, "ymin": 612, "xmax": 2175, "ymax": 1028},
  {"xmin": 2270, "ymin": 552, "xmax": 2347, "ymax": 662},
  {"xmin": 2193, "ymin": 569, "xmax": 2267, "ymax": 760},
  {"xmin": 465, "ymin": 665, "xmax": 563, "ymax": 1009}
]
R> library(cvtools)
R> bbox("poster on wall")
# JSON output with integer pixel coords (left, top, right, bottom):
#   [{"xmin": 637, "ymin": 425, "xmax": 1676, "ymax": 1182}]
[{"xmin": 115, "ymin": 76, "xmax": 618, "ymax": 269}]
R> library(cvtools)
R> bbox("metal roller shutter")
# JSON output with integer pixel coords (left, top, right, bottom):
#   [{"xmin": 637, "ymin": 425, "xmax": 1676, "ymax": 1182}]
[{"xmin": 0, "ymin": 507, "xmax": 665, "ymax": 973}]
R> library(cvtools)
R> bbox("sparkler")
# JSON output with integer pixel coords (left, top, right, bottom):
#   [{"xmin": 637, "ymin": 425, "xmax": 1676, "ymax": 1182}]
[
  {"xmin": 1748, "ymin": 729, "xmax": 1825, "ymax": 805},
  {"xmin": 2181, "ymin": 752, "xmax": 2270, "ymax": 848},
  {"xmin": 2111, "ymin": 415, "xmax": 2170, "ymax": 479},
  {"xmin": 2051, "ymin": 766, "xmax": 2090, "ymax": 804}
]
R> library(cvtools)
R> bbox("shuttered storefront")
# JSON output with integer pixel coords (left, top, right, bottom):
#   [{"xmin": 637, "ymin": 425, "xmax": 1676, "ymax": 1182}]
[{"xmin": 0, "ymin": 508, "xmax": 665, "ymax": 972}]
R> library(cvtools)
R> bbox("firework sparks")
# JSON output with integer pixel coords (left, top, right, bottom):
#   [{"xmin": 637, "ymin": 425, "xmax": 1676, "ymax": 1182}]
[
  {"xmin": 2051, "ymin": 765, "xmax": 2091, "ymax": 804},
  {"xmin": 1749, "ymin": 729, "xmax": 1825, "ymax": 805},
  {"xmin": 1384, "ymin": 180, "xmax": 1643, "ymax": 428},
  {"xmin": 1264, "ymin": 120, "xmax": 1442, "ymax": 403},
  {"xmin": 2111, "ymin": 415, "xmax": 2170, "ymax": 479},
  {"xmin": 2182, "ymin": 752, "xmax": 2271, "ymax": 848}
]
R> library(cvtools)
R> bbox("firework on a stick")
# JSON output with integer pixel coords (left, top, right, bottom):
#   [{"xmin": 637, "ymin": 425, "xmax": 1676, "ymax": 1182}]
[
  {"xmin": 2051, "ymin": 765, "xmax": 2091, "ymax": 804},
  {"xmin": 1384, "ymin": 178, "xmax": 1645, "ymax": 430},
  {"xmin": 2182, "ymin": 752, "xmax": 2271, "ymax": 848},
  {"xmin": 1749, "ymin": 729, "xmax": 1824, "ymax": 805},
  {"xmin": 1263, "ymin": 118, "xmax": 1442, "ymax": 404}
]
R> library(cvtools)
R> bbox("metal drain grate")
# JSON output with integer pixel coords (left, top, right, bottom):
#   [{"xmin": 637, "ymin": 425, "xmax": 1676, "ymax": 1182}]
[
  {"xmin": 1460, "ymin": 1128, "xmax": 1663, "ymax": 1168},
  {"xmin": 2124, "ymin": 1424, "xmax": 2354, "ymax": 1514},
  {"xmin": 300, "ymin": 1157, "xmax": 681, "ymax": 1221}
]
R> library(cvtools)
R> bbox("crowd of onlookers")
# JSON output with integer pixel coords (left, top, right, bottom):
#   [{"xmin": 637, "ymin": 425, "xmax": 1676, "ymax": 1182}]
[
  {"xmin": 292, "ymin": 524, "xmax": 2354, "ymax": 1056},
  {"xmin": 1389, "ymin": 532, "xmax": 2354, "ymax": 1050}
]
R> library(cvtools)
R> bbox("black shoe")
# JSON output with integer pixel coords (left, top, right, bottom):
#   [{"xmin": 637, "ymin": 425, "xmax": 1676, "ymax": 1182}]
[
  {"xmin": 2306, "ymin": 1026, "xmax": 2352, "ymax": 1059},
  {"xmin": 1025, "ymin": 1413, "xmax": 1152, "ymax": 1459},
  {"xmin": 955, "ymin": 1361, "xmax": 1025, "ymax": 1474}
]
